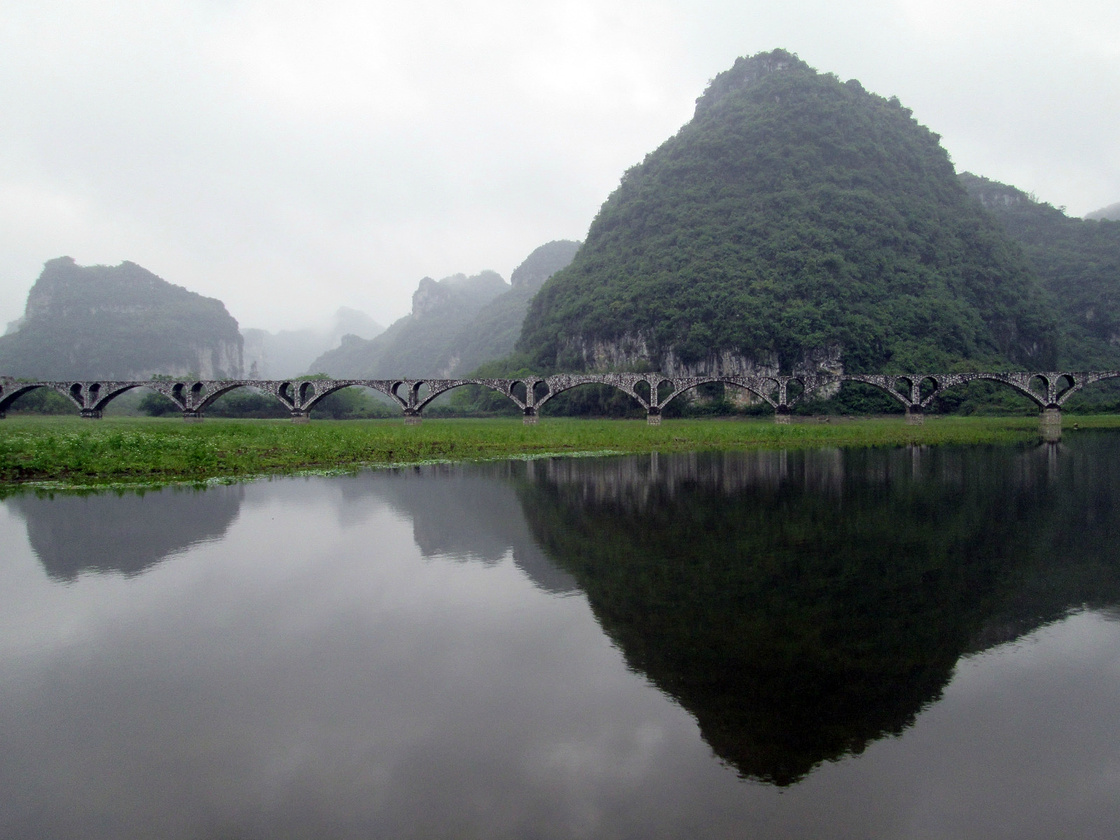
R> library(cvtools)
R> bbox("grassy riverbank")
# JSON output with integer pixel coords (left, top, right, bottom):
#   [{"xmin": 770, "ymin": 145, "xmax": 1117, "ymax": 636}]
[{"xmin": 3, "ymin": 414, "xmax": 1119, "ymax": 492}]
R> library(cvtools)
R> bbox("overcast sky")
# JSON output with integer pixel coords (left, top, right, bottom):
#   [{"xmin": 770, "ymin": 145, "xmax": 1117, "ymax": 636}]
[{"xmin": 1, "ymin": 0, "xmax": 1117, "ymax": 334}]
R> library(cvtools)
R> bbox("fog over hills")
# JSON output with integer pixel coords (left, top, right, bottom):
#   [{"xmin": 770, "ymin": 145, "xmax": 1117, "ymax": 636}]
[
  {"xmin": 1085, "ymin": 202, "xmax": 1120, "ymax": 222},
  {"xmin": 0, "ymin": 257, "xmax": 243, "ymax": 380},
  {"xmin": 308, "ymin": 241, "xmax": 579, "ymax": 378},
  {"xmin": 3, "ymin": 52, "xmax": 1119, "ymax": 387},
  {"xmin": 242, "ymin": 307, "xmax": 384, "ymax": 379}
]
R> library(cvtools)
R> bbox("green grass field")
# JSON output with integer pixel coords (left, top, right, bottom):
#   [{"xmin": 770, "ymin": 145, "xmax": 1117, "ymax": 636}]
[{"xmin": 2, "ymin": 414, "xmax": 1117, "ymax": 493}]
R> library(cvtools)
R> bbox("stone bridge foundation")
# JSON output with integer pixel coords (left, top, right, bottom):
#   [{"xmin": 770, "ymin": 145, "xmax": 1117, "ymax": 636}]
[
  {"xmin": 1041, "ymin": 407, "xmax": 1062, "ymax": 442},
  {"xmin": 905, "ymin": 406, "xmax": 924, "ymax": 425}
]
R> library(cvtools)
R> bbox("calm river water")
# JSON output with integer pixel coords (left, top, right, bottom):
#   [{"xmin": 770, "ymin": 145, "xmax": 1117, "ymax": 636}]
[{"xmin": 2, "ymin": 434, "xmax": 1120, "ymax": 839}]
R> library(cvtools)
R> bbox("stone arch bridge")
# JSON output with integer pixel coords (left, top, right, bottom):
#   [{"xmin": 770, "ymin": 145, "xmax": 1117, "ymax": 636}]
[{"xmin": 3, "ymin": 371, "xmax": 1117, "ymax": 430}]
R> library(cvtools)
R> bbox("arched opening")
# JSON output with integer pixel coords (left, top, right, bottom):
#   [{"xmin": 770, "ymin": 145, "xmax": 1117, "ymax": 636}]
[
  {"xmin": 539, "ymin": 382, "xmax": 644, "ymax": 418},
  {"xmin": 1053, "ymin": 374, "xmax": 1076, "ymax": 403},
  {"xmin": 444, "ymin": 383, "xmax": 520, "ymax": 417},
  {"xmin": 919, "ymin": 377, "xmax": 939, "ymax": 403},
  {"xmin": 1062, "ymin": 375, "xmax": 1120, "ymax": 414},
  {"xmin": 207, "ymin": 385, "xmax": 288, "ymax": 418},
  {"xmin": 133, "ymin": 385, "xmax": 181, "ymax": 417},
  {"xmin": 929, "ymin": 379, "xmax": 1039, "ymax": 416},
  {"xmin": 4, "ymin": 385, "xmax": 73, "ymax": 415},
  {"xmin": 633, "ymin": 380, "xmax": 652, "ymax": 406},
  {"xmin": 1029, "ymin": 375, "xmax": 1050, "ymax": 404},
  {"xmin": 799, "ymin": 381, "xmax": 904, "ymax": 416},
  {"xmin": 656, "ymin": 379, "xmax": 674, "ymax": 405},
  {"xmin": 892, "ymin": 377, "xmax": 913, "ymax": 402},
  {"xmin": 723, "ymin": 382, "xmax": 773, "ymax": 416},
  {"xmin": 662, "ymin": 381, "xmax": 735, "ymax": 418},
  {"xmin": 97, "ymin": 384, "xmax": 147, "ymax": 416},
  {"xmin": 310, "ymin": 385, "xmax": 395, "ymax": 419},
  {"xmin": 786, "ymin": 378, "xmax": 806, "ymax": 407}
]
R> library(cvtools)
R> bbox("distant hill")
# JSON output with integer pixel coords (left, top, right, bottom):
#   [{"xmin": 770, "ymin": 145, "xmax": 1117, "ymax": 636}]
[
  {"xmin": 308, "ymin": 241, "xmax": 579, "ymax": 378},
  {"xmin": 308, "ymin": 271, "xmax": 509, "ymax": 377},
  {"xmin": 1085, "ymin": 202, "xmax": 1120, "ymax": 222},
  {"xmin": 438, "ymin": 241, "xmax": 580, "ymax": 376},
  {"xmin": 518, "ymin": 50, "xmax": 1057, "ymax": 376},
  {"xmin": 242, "ymin": 307, "xmax": 383, "ymax": 378},
  {"xmin": 960, "ymin": 174, "xmax": 1120, "ymax": 368},
  {"xmin": 0, "ymin": 257, "xmax": 243, "ymax": 379}
]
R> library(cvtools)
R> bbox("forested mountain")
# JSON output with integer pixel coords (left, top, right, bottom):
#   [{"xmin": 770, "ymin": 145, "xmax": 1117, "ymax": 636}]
[
  {"xmin": 960, "ymin": 174, "xmax": 1120, "ymax": 368},
  {"xmin": 242, "ymin": 307, "xmax": 383, "ymax": 378},
  {"xmin": 308, "ymin": 241, "xmax": 578, "ymax": 378},
  {"xmin": 518, "ymin": 50, "xmax": 1057, "ymax": 376},
  {"xmin": 308, "ymin": 270, "xmax": 509, "ymax": 377},
  {"xmin": 439, "ymin": 241, "xmax": 580, "ymax": 376},
  {"xmin": 0, "ymin": 257, "xmax": 243, "ymax": 379}
]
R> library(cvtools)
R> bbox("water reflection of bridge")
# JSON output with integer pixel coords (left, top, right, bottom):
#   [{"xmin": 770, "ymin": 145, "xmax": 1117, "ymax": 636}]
[{"xmin": 3, "ymin": 370, "xmax": 1118, "ymax": 431}]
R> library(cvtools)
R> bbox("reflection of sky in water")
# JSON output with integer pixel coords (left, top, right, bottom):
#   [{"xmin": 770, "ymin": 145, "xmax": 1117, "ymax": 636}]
[{"xmin": 0, "ymin": 468, "xmax": 1118, "ymax": 839}]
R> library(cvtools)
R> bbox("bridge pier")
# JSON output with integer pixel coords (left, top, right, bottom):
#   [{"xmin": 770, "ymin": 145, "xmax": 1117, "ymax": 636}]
[
  {"xmin": 774, "ymin": 406, "xmax": 791, "ymax": 424},
  {"xmin": 1040, "ymin": 406, "xmax": 1061, "ymax": 442},
  {"xmin": 647, "ymin": 409, "xmax": 661, "ymax": 426},
  {"xmin": 404, "ymin": 413, "xmax": 422, "ymax": 426},
  {"xmin": 182, "ymin": 411, "xmax": 204, "ymax": 422},
  {"xmin": 290, "ymin": 412, "xmax": 310, "ymax": 424},
  {"xmin": 80, "ymin": 409, "xmax": 103, "ymax": 420},
  {"xmin": 905, "ymin": 406, "xmax": 924, "ymax": 425},
  {"xmin": 522, "ymin": 409, "xmax": 538, "ymax": 425}
]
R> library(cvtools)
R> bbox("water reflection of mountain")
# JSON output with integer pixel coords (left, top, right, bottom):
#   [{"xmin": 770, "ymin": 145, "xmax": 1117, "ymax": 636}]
[
  {"xmin": 512, "ymin": 438, "xmax": 1120, "ymax": 786},
  {"xmin": 7, "ymin": 485, "xmax": 244, "ymax": 581},
  {"xmin": 348, "ymin": 464, "xmax": 578, "ymax": 596}
]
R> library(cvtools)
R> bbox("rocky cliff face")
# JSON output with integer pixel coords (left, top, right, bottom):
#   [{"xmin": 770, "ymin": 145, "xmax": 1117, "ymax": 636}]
[{"xmin": 0, "ymin": 257, "xmax": 243, "ymax": 379}]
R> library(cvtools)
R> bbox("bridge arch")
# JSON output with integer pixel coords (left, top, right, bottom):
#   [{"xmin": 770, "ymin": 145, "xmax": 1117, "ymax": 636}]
[
  {"xmin": 526, "ymin": 374, "xmax": 644, "ymax": 418},
  {"xmin": 657, "ymin": 376, "xmax": 776, "ymax": 415},
  {"xmin": 0, "ymin": 382, "xmax": 56, "ymax": 415}
]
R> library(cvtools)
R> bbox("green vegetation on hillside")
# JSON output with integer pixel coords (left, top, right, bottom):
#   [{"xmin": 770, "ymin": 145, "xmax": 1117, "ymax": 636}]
[
  {"xmin": 519, "ymin": 50, "xmax": 1057, "ymax": 376},
  {"xmin": 960, "ymin": 173, "xmax": 1120, "ymax": 369},
  {"xmin": 0, "ymin": 257, "xmax": 243, "ymax": 379}
]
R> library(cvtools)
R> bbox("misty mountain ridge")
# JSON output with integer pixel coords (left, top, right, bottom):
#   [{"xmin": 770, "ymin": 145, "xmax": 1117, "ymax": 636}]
[
  {"xmin": 4, "ymin": 50, "xmax": 1118, "ymax": 387},
  {"xmin": 308, "ymin": 241, "xmax": 579, "ymax": 378},
  {"xmin": 1085, "ymin": 202, "xmax": 1120, "ymax": 222},
  {"xmin": 243, "ymin": 307, "xmax": 383, "ymax": 379},
  {"xmin": 0, "ymin": 257, "xmax": 243, "ymax": 379}
]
